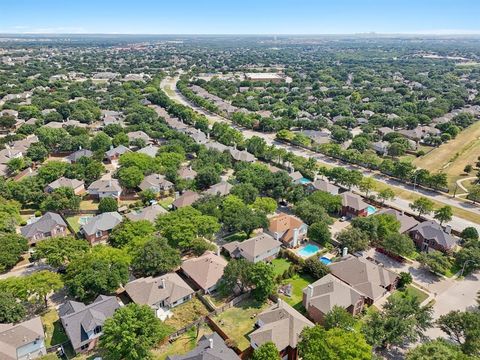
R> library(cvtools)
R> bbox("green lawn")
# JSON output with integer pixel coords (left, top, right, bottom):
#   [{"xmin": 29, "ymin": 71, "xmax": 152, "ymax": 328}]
[
  {"xmin": 158, "ymin": 196, "xmax": 174, "ymax": 209},
  {"xmin": 66, "ymin": 214, "xmax": 93, "ymax": 233},
  {"xmin": 279, "ymin": 273, "xmax": 315, "ymax": 313},
  {"xmin": 390, "ymin": 284, "xmax": 429, "ymax": 303},
  {"xmin": 164, "ymin": 297, "xmax": 210, "ymax": 330},
  {"xmin": 212, "ymin": 298, "xmax": 269, "ymax": 351},
  {"xmin": 270, "ymin": 258, "xmax": 292, "ymax": 276},
  {"xmin": 153, "ymin": 326, "xmax": 211, "ymax": 360},
  {"xmin": 41, "ymin": 309, "xmax": 69, "ymax": 347}
]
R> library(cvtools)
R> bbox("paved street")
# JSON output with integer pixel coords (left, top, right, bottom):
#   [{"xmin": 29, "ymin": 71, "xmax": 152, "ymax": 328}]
[{"xmin": 160, "ymin": 75, "xmax": 480, "ymax": 231}]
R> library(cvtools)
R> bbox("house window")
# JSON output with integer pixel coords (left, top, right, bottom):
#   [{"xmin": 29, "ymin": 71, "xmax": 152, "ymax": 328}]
[
  {"xmin": 95, "ymin": 231, "xmax": 102, "ymax": 238},
  {"xmin": 80, "ymin": 344, "xmax": 89, "ymax": 350},
  {"xmin": 94, "ymin": 326, "xmax": 102, "ymax": 334}
]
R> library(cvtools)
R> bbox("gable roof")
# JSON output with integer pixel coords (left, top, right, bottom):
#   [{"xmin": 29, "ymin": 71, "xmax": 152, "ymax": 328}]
[
  {"xmin": 178, "ymin": 166, "xmax": 197, "ymax": 179},
  {"xmin": 0, "ymin": 317, "xmax": 45, "ymax": 360},
  {"xmin": 125, "ymin": 273, "xmax": 194, "ymax": 307},
  {"xmin": 137, "ymin": 144, "xmax": 159, "ymax": 157},
  {"xmin": 105, "ymin": 145, "xmax": 130, "ymax": 158},
  {"xmin": 60, "ymin": 295, "xmax": 120, "ymax": 350},
  {"xmin": 127, "ymin": 131, "xmax": 151, "ymax": 142},
  {"xmin": 172, "ymin": 191, "xmax": 201, "ymax": 208},
  {"xmin": 139, "ymin": 174, "xmax": 173, "ymax": 191},
  {"xmin": 304, "ymin": 274, "xmax": 364, "ymax": 315},
  {"xmin": 268, "ymin": 213, "xmax": 305, "ymax": 244},
  {"xmin": 125, "ymin": 204, "xmax": 167, "ymax": 222},
  {"xmin": 223, "ymin": 233, "xmax": 280, "ymax": 260},
  {"xmin": 81, "ymin": 212, "xmax": 123, "ymax": 236},
  {"xmin": 204, "ymin": 181, "xmax": 233, "ymax": 196},
  {"xmin": 329, "ymin": 256, "xmax": 398, "ymax": 301},
  {"xmin": 310, "ymin": 179, "xmax": 339, "ymax": 194},
  {"xmin": 20, "ymin": 212, "xmax": 67, "ymax": 238},
  {"xmin": 410, "ymin": 220, "xmax": 457, "ymax": 250},
  {"xmin": 377, "ymin": 209, "xmax": 419, "ymax": 234},
  {"xmin": 167, "ymin": 332, "xmax": 240, "ymax": 360},
  {"xmin": 66, "ymin": 149, "xmax": 93, "ymax": 162},
  {"xmin": 249, "ymin": 300, "xmax": 313, "ymax": 351},
  {"xmin": 46, "ymin": 177, "xmax": 84, "ymax": 191},
  {"xmin": 341, "ymin": 192, "xmax": 368, "ymax": 211},
  {"xmin": 87, "ymin": 179, "xmax": 122, "ymax": 194},
  {"xmin": 289, "ymin": 171, "xmax": 303, "ymax": 182},
  {"xmin": 181, "ymin": 252, "xmax": 227, "ymax": 291}
]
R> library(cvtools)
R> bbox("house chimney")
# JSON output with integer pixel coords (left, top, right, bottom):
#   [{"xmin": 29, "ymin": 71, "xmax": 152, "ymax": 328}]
[
  {"xmin": 277, "ymin": 298, "xmax": 282, "ymax": 308},
  {"xmin": 216, "ymin": 247, "xmax": 220, "ymax": 257},
  {"xmin": 445, "ymin": 225, "xmax": 452, "ymax": 234},
  {"xmin": 161, "ymin": 278, "xmax": 166, "ymax": 289},
  {"xmin": 306, "ymin": 284, "xmax": 313, "ymax": 305},
  {"xmin": 110, "ymin": 145, "xmax": 114, "ymax": 150},
  {"xmin": 342, "ymin": 247, "xmax": 348, "ymax": 257},
  {"xmin": 209, "ymin": 338, "xmax": 213, "ymax": 349}
]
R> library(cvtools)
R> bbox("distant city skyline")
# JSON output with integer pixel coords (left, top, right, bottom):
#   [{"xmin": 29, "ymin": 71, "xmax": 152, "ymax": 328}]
[{"xmin": 1, "ymin": 0, "xmax": 479, "ymax": 35}]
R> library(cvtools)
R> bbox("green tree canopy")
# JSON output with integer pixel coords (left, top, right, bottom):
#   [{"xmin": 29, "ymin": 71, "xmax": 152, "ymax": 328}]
[
  {"xmin": 131, "ymin": 237, "xmax": 181, "ymax": 277},
  {"xmin": 31, "ymin": 236, "xmax": 89, "ymax": 268}
]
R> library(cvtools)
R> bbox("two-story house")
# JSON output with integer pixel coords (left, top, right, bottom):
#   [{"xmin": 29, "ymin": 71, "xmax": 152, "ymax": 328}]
[
  {"xmin": 80, "ymin": 212, "xmax": 123, "ymax": 245},
  {"xmin": 20, "ymin": 212, "xmax": 68, "ymax": 245},
  {"xmin": 222, "ymin": 233, "xmax": 281, "ymax": 263},
  {"xmin": 266, "ymin": 213, "xmax": 308, "ymax": 248},
  {"xmin": 0, "ymin": 317, "xmax": 47, "ymax": 360},
  {"xmin": 60, "ymin": 295, "xmax": 120, "ymax": 354}
]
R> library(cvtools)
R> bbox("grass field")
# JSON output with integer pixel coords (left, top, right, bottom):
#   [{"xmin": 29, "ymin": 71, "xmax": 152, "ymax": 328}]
[
  {"xmin": 413, "ymin": 121, "xmax": 480, "ymax": 191},
  {"xmin": 153, "ymin": 326, "xmax": 210, "ymax": 360},
  {"xmin": 66, "ymin": 214, "xmax": 93, "ymax": 233},
  {"xmin": 390, "ymin": 284, "xmax": 429, "ymax": 303},
  {"xmin": 279, "ymin": 273, "xmax": 315, "ymax": 313},
  {"xmin": 270, "ymin": 258, "xmax": 292, "ymax": 276},
  {"xmin": 41, "ymin": 309, "xmax": 69, "ymax": 347},
  {"xmin": 212, "ymin": 298, "xmax": 269, "ymax": 351},
  {"xmin": 164, "ymin": 297, "xmax": 210, "ymax": 330}
]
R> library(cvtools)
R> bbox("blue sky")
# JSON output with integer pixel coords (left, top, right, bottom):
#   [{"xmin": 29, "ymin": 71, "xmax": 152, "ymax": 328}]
[{"xmin": 1, "ymin": 0, "xmax": 479, "ymax": 35}]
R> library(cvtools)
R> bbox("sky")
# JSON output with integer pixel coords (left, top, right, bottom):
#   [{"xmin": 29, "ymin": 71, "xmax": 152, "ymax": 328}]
[{"xmin": 1, "ymin": 0, "xmax": 480, "ymax": 35}]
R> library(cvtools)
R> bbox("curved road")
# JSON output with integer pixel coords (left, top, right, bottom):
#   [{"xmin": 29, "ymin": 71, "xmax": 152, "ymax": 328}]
[{"xmin": 160, "ymin": 76, "xmax": 480, "ymax": 231}]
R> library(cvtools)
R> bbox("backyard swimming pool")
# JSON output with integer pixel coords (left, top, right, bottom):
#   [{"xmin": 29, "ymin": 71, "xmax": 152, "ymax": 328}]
[
  {"xmin": 297, "ymin": 243, "xmax": 320, "ymax": 258},
  {"xmin": 299, "ymin": 177, "xmax": 312, "ymax": 185},
  {"xmin": 367, "ymin": 205, "xmax": 377, "ymax": 216},
  {"xmin": 319, "ymin": 256, "xmax": 332, "ymax": 265}
]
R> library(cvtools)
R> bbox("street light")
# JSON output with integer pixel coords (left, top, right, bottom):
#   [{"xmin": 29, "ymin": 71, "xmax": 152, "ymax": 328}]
[{"xmin": 460, "ymin": 259, "xmax": 478, "ymax": 277}]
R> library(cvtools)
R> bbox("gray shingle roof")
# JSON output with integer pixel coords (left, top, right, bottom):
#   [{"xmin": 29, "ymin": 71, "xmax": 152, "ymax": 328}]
[
  {"xmin": 204, "ymin": 181, "xmax": 233, "ymax": 196},
  {"xmin": 80, "ymin": 212, "xmax": 123, "ymax": 236},
  {"xmin": 60, "ymin": 295, "xmax": 120, "ymax": 350},
  {"xmin": 125, "ymin": 273, "xmax": 194, "ymax": 307},
  {"xmin": 0, "ymin": 316, "xmax": 45, "ymax": 360},
  {"xmin": 410, "ymin": 220, "xmax": 457, "ymax": 250},
  {"xmin": 341, "ymin": 192, "xmax": 368, "ymax": 211},
  {"xmin": 20, "ymin": 212, "xmax": 67, "ymax": 238},
  {"xmin": 66, "ymin": 149, "xmax": 93, "ymax": 162},
  {"xmin": 223, "ymin": 233, "xmax": 280, "ymax": 260},
  {"xmin": 125, "ymin": 204, "xmax": 167, "ymax": 223},
  {"xmin": 167, "ymin": 332, "xmax": 240, "ymax": 360}
]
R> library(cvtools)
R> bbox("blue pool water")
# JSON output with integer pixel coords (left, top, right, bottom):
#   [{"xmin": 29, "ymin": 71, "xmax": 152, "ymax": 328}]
[
  {"xmin": 299, "ymin": 177, "xmax": 312, "ymax": 185},
  {"xmin": 367, "ymin": 205, "xmax": 377, "ymax": 216},
  {"xmin": 298, "ymin": 244, "xmax": 320, "ymax": 257},
  {"xmin": 320, "ymin": 256, "xmax": 332, "ymax": 265}
]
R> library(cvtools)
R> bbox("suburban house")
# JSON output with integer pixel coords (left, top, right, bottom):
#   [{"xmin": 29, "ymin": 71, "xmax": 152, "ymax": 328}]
[
  {"xmin": 340, "ymin": 191, "xmax": 369, "ymax": 217},
  {"xmin": 178, "ymin": 166, "xmax": 197, "ymax": 180},
  {"xmin": 80, "ymin": 211, "xmax": 123, "ymax": 245},
  {"xmin": 127, "ymin": 130, "xmax": 152, "ymax": 144},
  {"xmin": 139, "ymin": 174, "xmax": 174, "ymax": 193},
  {"xmin": 0, "ymin": 148, "xmax": 23, "ymax": 165},
  {"xmin": 222, "ymin": 233, "xmax": 281, "ymax": 263},
  {"xmin": 181, "ymin": 251, "xmax": 227, "ymax": 293},
  {"xmin": 125, "ymin": 274, "xmax": 194, "ymax": 318},
  {"xmin": 44, "ymin": 177, "xmax": 85, "ymax": 195},
  {"xmin": 104, "ymin": 145, "xmax": 130, "ymax": 163},
  {"xmin": 266, "ymin": 213, "xmax": 308, "ymax": 248},
  {"xmin": 166, "ymin": 332, "xmax": 240, "ymax": 360},
  {"xmin": 398, "ymin": 126, "xmax": 441, "ymax": 142},
  {"xmin": 136, "ymin": 144, "xmax": 159, "ymax": 157},
  {"xmin": 289, "ymin": 171, "xmax": 304, "ymax": 184},
  {"xmin": 59, "ymin": 295, "xmax": 120, "ymax": 354},
  {"xmin": 249, "ymin": 299, "xmax": 313, "ymax": 360},
  {"xmin": 377, "ymin": 209, "xmax": 419, "ymax": 234},
  {"xmin": 378, "ymin": 126, "xmax": 393, "ymax": 137},
  {"xmin": 0, "ymin": 317, "xmax": 47, "ymax": 360},
  {"xmin": 371, "ymin": 141, "xmax": 389, "ymax": 156},
  {"xmin": 125, "ymin": 204, "xmax": 167, "ymax": 222},
  {"xmin": 20, "ymin": 212, "xmax": 68, "ymax": 245},
  {"xmin": 409, "ymin": 220, "xmax": 457, "ymax": 253},
  {"xmin": 65, "ymin": 149, "xmax": 93, "ymax": 163},
  {"xmin": 204, "ymin": 181, "xmax": 233, "ymax": 196},
  {"xmin": 229, "ymin": 148, "xmax": 256, "ymax": 162},
  {"xmin": 329, "ymin": 256, "xmax": 398, "ymax": 304},
  {"xmin": 307, "ymin": 179, "xmax": 340, "ymax": 195},
  {"xmin": 172, "ymin": 190, "xmax": 201, "ymax": 209},
  {"xmin": 87, "ymin": 179, "xmax": 122, "ymax": 199},
  {"xmin": 303, "ymin": 274, "xmax": 365, "ymax": 324}
]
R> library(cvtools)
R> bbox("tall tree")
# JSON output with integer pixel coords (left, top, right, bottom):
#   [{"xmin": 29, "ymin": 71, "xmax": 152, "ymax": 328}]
[
  {"xmin": 409, "ymin": 197, "xmax": 434, "ymax": 217},
  {"xmin": 252, "ymin": 342, "xmax": 280, "ymax": 360},
  {"xmin": 131, "ymin": 237, "xmax": 181, "ymax": 277},
  {"xmin": 434, "ymin": 206, "xmax": 453, "ymax": 225},
  {"xmin": 100, "ymin": 303, "xmax": 173, "ymax": 360}
]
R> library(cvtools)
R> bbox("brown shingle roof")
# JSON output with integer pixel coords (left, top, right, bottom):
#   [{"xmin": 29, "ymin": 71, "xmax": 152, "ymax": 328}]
[{"xmin": 181, "ymin": 252, "xmax": 227, "ymax": 291}]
